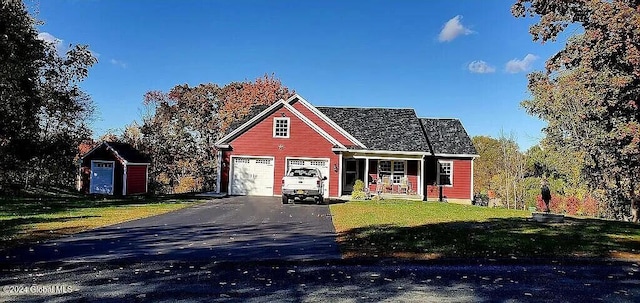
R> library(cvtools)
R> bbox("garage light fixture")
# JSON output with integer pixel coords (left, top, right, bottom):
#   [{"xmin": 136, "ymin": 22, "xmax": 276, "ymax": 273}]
[{"xmin": 333, "ymin": 164, "xmax": 338, "ymax": 172}]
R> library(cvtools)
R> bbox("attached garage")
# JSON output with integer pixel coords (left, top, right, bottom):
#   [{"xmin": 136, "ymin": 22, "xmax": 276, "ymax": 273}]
[
  {"xmin": 286, "ymin": 158, "xmax": 330, "ymax": 198},
  {"xmin": 230, "ymin": 156, "xmax": 275, "ymax": 196},
  {"xmin": 79, "ymin": 141, "xmax": 150, "ymax": 196}
]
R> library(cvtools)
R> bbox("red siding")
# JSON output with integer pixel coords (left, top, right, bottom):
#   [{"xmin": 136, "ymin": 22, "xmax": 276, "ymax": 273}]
[
  {"xmin": 426, "ymin": 159, "xmax": 472, "ymax": 200},
  {"xmin": 222, "ymin": 107, "xmax": 340, "ymax": 197},
  {"xmin": 291, "ymin": 101, "xmax": 358, "ymax": 147},
  {"xmin": 126, "ymin": 165, "xmax": 147, "ymax": 195}
]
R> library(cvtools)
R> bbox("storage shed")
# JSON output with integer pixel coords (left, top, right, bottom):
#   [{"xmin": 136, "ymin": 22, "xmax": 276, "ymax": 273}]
[{"xmin": 79, "ymin": 142, "xmax": 150, "ymax": 195}]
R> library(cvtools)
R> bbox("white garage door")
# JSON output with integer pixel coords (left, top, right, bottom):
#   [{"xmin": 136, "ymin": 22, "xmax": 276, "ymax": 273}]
[
  {"xmin": 231, "ymin": 157, "xmax": 274, "ymax": 196},
  {"xmin": 286, "ymin": 158, "xmax": 330, "ymax": 198}
]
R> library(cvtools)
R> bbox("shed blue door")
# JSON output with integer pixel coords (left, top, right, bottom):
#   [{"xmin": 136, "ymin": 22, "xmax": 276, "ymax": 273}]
[{"xmin": 90, "ymin": 161, "xmax": 114, "ymax": 195}]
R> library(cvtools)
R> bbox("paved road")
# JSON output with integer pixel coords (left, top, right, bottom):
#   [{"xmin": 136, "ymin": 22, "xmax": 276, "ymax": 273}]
[
  {"xmin": 2, "ymin": 196, "xmax": 340, "ymax": 263},
  {"xmin": 1, "ymin": 259, "xmax": 639, "ymax": 302}
]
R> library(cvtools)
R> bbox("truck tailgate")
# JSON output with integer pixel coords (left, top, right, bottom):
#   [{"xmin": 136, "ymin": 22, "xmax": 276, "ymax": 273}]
[{"xmin": 284, "ymin": 177, "xmax": 318, "ymax": 190}]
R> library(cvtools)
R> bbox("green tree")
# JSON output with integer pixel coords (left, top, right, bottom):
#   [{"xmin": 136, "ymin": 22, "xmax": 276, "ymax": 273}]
[
  {"xmin": 472, "ymin": 134, "xmax": 527, "ymax": 209},
  {"xmin": 472, "ymin": 136, "xmax": 502, "ymax": 195},
  {"xmin": 0, "ymin": 1, "xmax": 96, "ymax": 191},
  {"xmin": 513, "ymin": 0, "xmax": 640, "ymax": 219},
  {"xmin": 0, "ymin": 0, "xmax": 46, "ymax": 186}
]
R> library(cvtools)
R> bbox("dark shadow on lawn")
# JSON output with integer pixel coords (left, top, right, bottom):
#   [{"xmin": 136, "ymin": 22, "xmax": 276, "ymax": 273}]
[
  {"xmin": 0, "ymin": 216, "xmax": 102, "ymax": 250},
  {"xmin": 0, "ymin": 193, "xmax": 212, "ymax": 217},
  {"xmin": 337, "ymin": 217, "xmax": 640, "ymax": 261},
  {"xmin": 1, "ymin": 191, "xmax": 213, "ymax": 252}
]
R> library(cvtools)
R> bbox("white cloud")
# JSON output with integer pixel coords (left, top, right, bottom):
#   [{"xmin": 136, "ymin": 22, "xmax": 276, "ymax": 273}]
[
  {"xmin": 37, "ymin": 32, "xmax": 64, "ymax": 52},
  {"xmin": 37, "ymin": 32, "xmax": 100, "ymax": 59},
  {"xmin": 110, "ymin": 59, "xmax": 127, "ymax": 68},
  {"xmin": 438, "ymin": 15, "xmax": 473, "ymax": 42},
  {"xmin": 468, "ymin": 60, "xmax": 495, "ymax": 74},
  {"xmin": 505, "ymin": 54, "xmax": 538, "ymax": 73}
]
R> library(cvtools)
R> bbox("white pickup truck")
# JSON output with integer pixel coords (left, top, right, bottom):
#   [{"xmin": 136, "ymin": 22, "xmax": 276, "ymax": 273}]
[{"xmin": 281, "ymin": 167, "xmax": 326, "ymax": 204}]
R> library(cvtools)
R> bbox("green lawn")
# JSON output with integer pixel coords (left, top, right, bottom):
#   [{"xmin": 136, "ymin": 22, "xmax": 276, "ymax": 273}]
[
  {"xmin": 1, "ymin": 194, "xmax": 204, "ymax": 250},
  {"xmin": 330, "ymin": 200, "xmax": 640, "ymax": 261}
]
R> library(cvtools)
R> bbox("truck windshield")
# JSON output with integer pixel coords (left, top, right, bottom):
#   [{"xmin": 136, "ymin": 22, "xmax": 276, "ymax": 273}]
[{"xmin": 288, "ymin": 168, "xmax": 317, "ymax": 177}]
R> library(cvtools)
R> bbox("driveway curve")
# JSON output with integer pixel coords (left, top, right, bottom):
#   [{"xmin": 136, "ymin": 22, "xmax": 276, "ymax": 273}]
[{"xmin": 3, "ymin": 196, "xmax": 340, "ymax": 263}]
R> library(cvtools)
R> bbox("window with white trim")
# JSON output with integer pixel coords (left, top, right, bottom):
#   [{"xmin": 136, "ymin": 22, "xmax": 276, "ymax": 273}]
[
  {"xmin": 437, "ymin": 161, "xmax": 453, "ymax": 186},
  {"xmin": 379, "ymin": 160, "xmax": 406, "ymax": 184},
  {"xmin": 234, "ymin": 158, "xmax": 250, "ymax": 164},
  {"xmin": 289, "ymin": 159, "xmax": 304, "ymax": 166},
  {"xmin": 255, "ymin": 159, "xmax": 272, "ymax": 165},
  {"xmin": 273, "ymin": 118, "xmax": 290, "ymax": 138}
]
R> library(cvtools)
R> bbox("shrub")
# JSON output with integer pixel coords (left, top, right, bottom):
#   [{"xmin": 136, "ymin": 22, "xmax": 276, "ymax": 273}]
[
  {"xmin": 549, "ymin": 195, "xmax": 565, "ymax": 213},
  {"xmin": 351, "ymin": 179, "xmax": 367, "ymax": 200},
  {"xmin": 537, "ymin": 193, "xmax": 601, "ymax": 217},
  {"xmin": 536, "ymin": 195, "xmax": 547, "ymax": 211},
  {"xmin": 351, "ymin": 191, "xmax": 367, "ymax": 200},
  {"xmin": 565, "ymin": 196, "xmax": 580, "ymax": 215},
  {"xmin": 174, "ymin": 176, "xmax": 200, "ymax": 194},
  {"xmin": 581, "ymin": 195, "xmax": 599, "ymax": 217}
]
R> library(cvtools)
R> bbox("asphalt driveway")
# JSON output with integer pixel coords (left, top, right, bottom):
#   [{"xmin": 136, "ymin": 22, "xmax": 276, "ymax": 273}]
[{"xmin": 2, "ymin": 196, "xmax": 340, "ymax": 263}]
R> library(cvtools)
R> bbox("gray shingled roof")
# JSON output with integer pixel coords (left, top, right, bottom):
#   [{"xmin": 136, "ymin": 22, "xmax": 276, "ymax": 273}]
[
  {"xmin": 220, "ymin": 102, "xmax": 477, "ymax": 156},
  {"xmin": 224, "ymin": 104, "xmax": 270, "ymax": 136},
  {"xmin": 105, "ymin": 142, "xmax": 150, "ymax": 163},
  {"xmin": 80, "ymin": 142, "xmax": 150, "ymax": 163},
  {"xmin": 316, "ymin": 107, "xmax": 431, "ymax": 152},
  {"xmin": 420, "ymin": 118, "xmax": 477, "ymax": 155}
]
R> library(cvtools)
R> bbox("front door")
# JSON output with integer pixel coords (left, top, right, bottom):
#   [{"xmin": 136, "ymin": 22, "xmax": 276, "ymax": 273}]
[{"xmin": 343, "ymin": 159, "xmax": 359, "ymax": 193}]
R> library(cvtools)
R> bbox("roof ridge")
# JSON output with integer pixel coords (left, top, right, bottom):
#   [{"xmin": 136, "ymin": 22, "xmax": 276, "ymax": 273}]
[
  {"xmin": 419, "ymin": 117, "xmax": 460, "ymax": 120},
  {"xmin": 317, "ymin": 105, "xmax": 415, "ymax": 110}
]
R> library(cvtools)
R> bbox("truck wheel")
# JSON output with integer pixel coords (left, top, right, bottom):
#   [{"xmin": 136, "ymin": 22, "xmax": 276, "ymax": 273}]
[{"xmin": 282, "ymin": 195, "xmax": 289, "ymax": 204}]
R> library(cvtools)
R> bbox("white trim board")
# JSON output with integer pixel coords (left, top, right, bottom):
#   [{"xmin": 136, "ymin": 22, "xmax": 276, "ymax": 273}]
[{"xmin": 334, "ymin": 148, "xmax": 429, "ymax": 156}]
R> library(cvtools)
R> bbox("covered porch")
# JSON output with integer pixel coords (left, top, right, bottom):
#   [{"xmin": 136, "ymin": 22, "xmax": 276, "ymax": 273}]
[{"xmin": 339, "ymin": 150, "xmax": 428, "ymax": 199}]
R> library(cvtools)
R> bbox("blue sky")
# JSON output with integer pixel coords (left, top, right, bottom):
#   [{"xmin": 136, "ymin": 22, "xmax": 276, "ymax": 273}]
[{"xmin": 33, "ymin": 0, "xmax": 570, "ymax": 150}]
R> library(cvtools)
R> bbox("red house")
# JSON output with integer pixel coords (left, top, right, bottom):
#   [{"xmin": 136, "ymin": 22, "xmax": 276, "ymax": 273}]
[
  {"xmin": 78, "ymin": 142, "xmax": 150, "ymax": 196},
  {"xmin": 214, "ymin": 95, "xmax": 478, "ymax": 203}
]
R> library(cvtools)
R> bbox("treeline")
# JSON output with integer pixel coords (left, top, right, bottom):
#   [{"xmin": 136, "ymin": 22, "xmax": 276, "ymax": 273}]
[
  {"xmin": 473, "ymin": 134, "xmax": 597, "ymax": 217},
  {"xmin": 0, "ymin": 1, "xmax": 96, "ymax": 193},
  {"xmin": 511, "ymin": 0, "xmax": 640, "ymax": 220}
]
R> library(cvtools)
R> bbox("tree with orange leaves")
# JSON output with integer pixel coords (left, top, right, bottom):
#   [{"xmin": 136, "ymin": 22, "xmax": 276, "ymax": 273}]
[{"xmin": 141, "ymin": 74, "xmax": 293, "ymax": 193}]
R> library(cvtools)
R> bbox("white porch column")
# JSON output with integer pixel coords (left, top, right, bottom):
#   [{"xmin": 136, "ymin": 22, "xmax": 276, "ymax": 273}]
[
  {"xmin": 216, "ymin": 149, "xmax": 222, "ymax": 194},
  {"xmin": 364, "ymin": 157, "xmax": 370, "ymax": 189},
  {"xmin": 338, "ymin": 152, "xmax": 343, "ymax": 197},
  {"xmin": 122, "ymin": 164, "xmax": 127, "ymax": 196},
  {"xmin": 470, "ymin": 157, "xmax": 475, "ymax": 201},
  {"xmin": 419, "ymin": 156, "xmax": 425, "ymax": 200}
]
